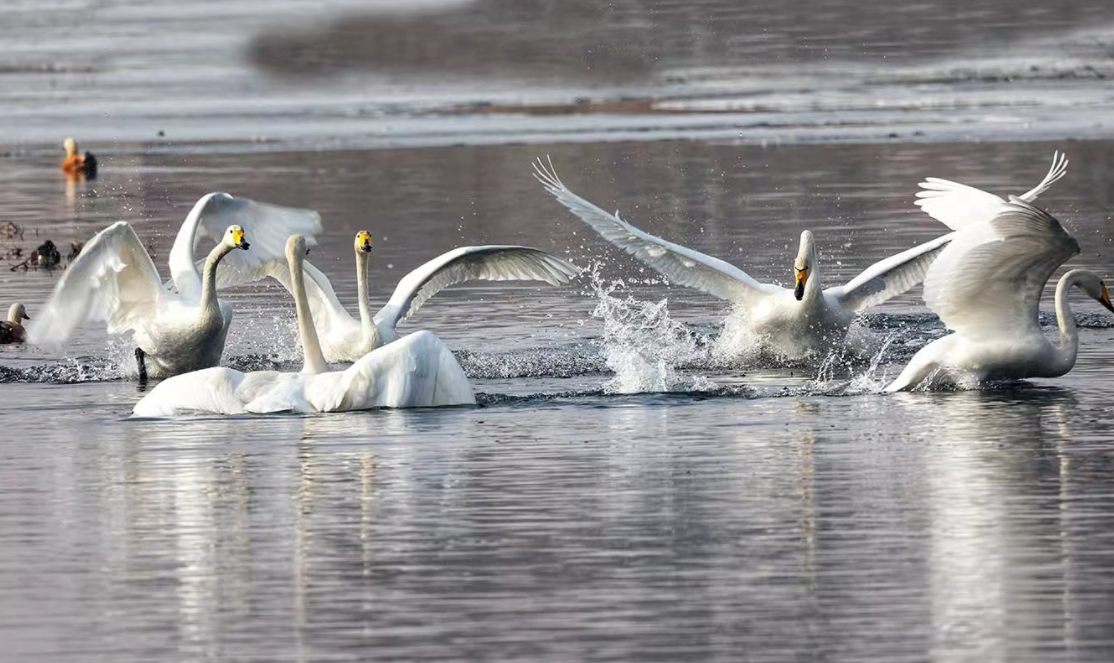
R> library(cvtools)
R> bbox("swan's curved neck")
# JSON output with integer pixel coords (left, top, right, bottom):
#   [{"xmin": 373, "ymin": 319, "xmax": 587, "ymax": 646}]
[
  {"xmin": 291, "ymin": 253, "xmax": 330, "ymax": 375},
  {"xmin": 1052, "ymin": 272, "xmax": 1080, "ymax": 374},
  {"xmin": 199, "ymin": 243, "xmax": 234, "ymax": 319},
  {"xmin": 356, "ymin": 251, "xmax": 380, "ymax": 346}
]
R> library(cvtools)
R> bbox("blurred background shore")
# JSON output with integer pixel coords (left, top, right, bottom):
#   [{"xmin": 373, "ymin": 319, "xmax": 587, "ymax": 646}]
[{"xmin": 2, "ymin": 0, "xmax": 1113, "ymax": 150}]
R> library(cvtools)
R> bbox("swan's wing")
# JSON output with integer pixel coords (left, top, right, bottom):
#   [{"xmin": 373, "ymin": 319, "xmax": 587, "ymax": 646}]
[
  {"xmin": 914, "ymin": 151, "xmax": 1067, "ymax": 230},
  {"xmin": 266, "ymin": 258, "xmax": 357, "ymax": 335},
  {"xmin": 533, "ymin": 157, "xmax": 780, "ymax": 304},
  {"xmin": 28, "ymin": 221, "xmax": 167, "ymax": 347},
  {"xmin": 1018, "ymin": 150, "xmax": 1069, "ymax": 202},
  {"xmin": 168, "ymin": 192, "xmax": 323, "ymax": 299},
  {"xmin": 374, "ymin": 246, "xmax": 581, "ymax": 332},
  {"xmin": 922, "ymin": 198, "xmax": 1079, "ymax": 337},
  {"xmin": 826, "ymin": 232, "xmax": 954, "ymax": 312}
]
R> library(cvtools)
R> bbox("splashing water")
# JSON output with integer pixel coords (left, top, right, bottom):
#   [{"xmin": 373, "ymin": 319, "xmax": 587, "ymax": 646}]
[{"xmin": 587, "ymin": 266, "xmax": 713, "ymax": 394}]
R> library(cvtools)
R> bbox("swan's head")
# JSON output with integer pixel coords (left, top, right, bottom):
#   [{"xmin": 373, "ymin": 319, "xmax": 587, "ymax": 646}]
[
  {"xmin": 354, "ymin": 231, "xmax": 373, "ymax": 255},
  {"xmin": 1075, "ymin": 271, "xmax": 1114, "ymax": 314},
  {"xmin": 793, "ymin": 230, "xmax": 815, "ymax": 301},
  {"xmin": 224, "ymin": 225, "xmax": 250, "ymax": 251},
  {"xmin": 7, "ymin": 303, "xmax": 28, "ymax": 323},
  {"xmin": 286, "ymin": 234, "xmax": 308, "ymax": 263},
  {"xmin": 63, "ymin": 137, "xmax": 77, "ymax": 156}
]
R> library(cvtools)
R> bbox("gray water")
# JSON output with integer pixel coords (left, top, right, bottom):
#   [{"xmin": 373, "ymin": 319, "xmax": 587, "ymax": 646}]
[{"xmin": 3, "ymin": 1, "xmax": 1114, "ymax": 661}]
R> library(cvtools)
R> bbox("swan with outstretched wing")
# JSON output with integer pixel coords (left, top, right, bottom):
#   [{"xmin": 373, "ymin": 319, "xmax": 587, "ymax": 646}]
[
  {"xmin": 534, "ymin": 158, "xmax": 954, "ymax": 358},
  {"xmin": 29, "ymin": 192, "xmax": 322, "ymax": 379},
  {"xmin": 885, "ymin": 196, "xmax": 1113, "ymax": 391},
  {"xmin": 133, "ymin": 235, "xmax": 475, "ymax": 416},
  {"xmin": 264, "ymin": 231, "xmax": 580, "ymax": 363},
  {"xmin": 534, "ymin": 154, "xmax": 1066, "ymax": 359}
]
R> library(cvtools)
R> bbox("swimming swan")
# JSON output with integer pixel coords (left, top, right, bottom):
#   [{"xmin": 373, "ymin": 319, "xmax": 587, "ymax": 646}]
[
  {"xmin": 29, "ymin": 192, "xmax": 322, "ymax": 378},
  {"xmin": 534, "ymin": 154, "xmax": 1066, "ymax": 359},
  {"xmin": 132, "ymin": 235, "xmax": 474, "ymax": 416},
  {"xmin": 884, "ymin": 197, "xmax": 1113, "ymax": 391},
  {"xmin": 266, "ymin": 231, "xmax": 581, "ymax": 363}
]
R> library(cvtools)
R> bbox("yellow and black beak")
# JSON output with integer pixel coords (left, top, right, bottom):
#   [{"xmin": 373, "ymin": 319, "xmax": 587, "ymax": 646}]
[
  {"xmin": 232, "ymin": 228, "xmax": 250, "ymax": 251},
  {"xmin": 357, "ymin": 232, "xmax": 373, "ymax": 253},
  {"xmin": 794, "ymin": 268, "xmax": 809, "ymax": 301},
  {"xmin": 1101, "ymin": 283, "xmax": 1114, "ymax": 314}
]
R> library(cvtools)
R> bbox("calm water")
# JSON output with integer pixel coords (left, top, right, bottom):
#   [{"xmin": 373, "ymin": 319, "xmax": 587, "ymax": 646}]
[{"xmin": 3, "ymin": 1, "xmax": 1114, "ymax": 661}]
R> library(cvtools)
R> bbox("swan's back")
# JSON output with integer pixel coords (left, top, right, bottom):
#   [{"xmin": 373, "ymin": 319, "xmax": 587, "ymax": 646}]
[
  {"xmin": 132, "ymin": 367, "xmax": 248, "ymax": 417},
  {"xmin": 311, "ymin": 330, "xmax": 474, "ymax": 411}
]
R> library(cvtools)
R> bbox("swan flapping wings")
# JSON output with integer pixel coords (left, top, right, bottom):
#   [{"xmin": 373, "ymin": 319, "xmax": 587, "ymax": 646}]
[
  {"xmin": 169, "ymin": 192, "xmax": 323, "ymax": 300},
  {"xmin": 28, "ymin": 222, "xmax": 168, "ymax": 347},
  {"xmin": 922, "ymin": 198, "xmax": 1080, "ymax": 338},
  {"xmin": 535, "ymin": 156, "xmax": 947, "ymax": 311}
]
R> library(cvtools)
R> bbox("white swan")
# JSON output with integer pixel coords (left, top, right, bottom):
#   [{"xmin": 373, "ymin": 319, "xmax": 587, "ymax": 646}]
[
  {"xmin": 267, "ymin": 231, "xmax": 581, "ymax": 362},
  {"xmin": 534, "ymin": 154, "xmax": 1067, "ymax": 359},
  {"xmin": 884, "ymin": 197, "xmax": 1113, "ymax": 392},
  {"xmin": 29, "ymin": 222, "xmax": 249, "ymax": 378},
  {"xmin": 28, "ymin": 192, "xmax": 322, "ymax": 379},
  {"xmin": 133, "ymin": 235, "xmax": 475, "ymax": 416},
  {"xmin": 534, "ymin": 158, "xmax": 954, "ymax": 358}
]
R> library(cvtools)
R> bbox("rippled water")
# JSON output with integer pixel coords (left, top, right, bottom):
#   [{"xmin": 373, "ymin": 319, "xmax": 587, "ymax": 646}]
[
  {"xmin": 3, "ymin": 138, "xmax": 1114, "ymax": 662},
  {"xmin": 4, "ymin": 1, "xmax": 1114, "ymax": 661}
]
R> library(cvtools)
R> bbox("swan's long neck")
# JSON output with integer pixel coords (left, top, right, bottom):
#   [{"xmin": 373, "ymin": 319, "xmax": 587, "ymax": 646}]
[
  {"xmin": 355, "ymin": 251, "xmax": 380, "ymax": 347},
  {"xmin": 1052, "ymin": 272, "xmax": 1080, "ymax": 375},
  {"xmin": 199, "ymin": 243, "xmax": 234, "ymax": 321},
  {"xmin": 291, "ymin": 251, "xmax": 330, "ymax": 375},
  {"xmin": 800, "ymin": 242, "xmax": 822, "ymax": 305}
]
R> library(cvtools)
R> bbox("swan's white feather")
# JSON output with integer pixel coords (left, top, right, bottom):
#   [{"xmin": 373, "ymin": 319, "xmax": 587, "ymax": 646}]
[
  {"xmin": 533, "ymin": 156, "xmax": 779, "ymax": 305},
  {"xmin": 169, "ymin": 192, "xmax": 323, "ymax": 299},
  {"xmin": 374, "ymin": 245, "xmax": 581, "ymax": 332},
  {"xmin": 28, "ymin": 221, "xmax": 167, "ymax": 347},
  {"xmin": 914, "ymin": 151, "xmax": 1067, "ymax": 231},
  {"xmin": 827, "ymin": 232, "xmax": 955, "ymax": 312},
  {"xmin": 922, "ymin": 198, "xmax": 1079, "ymax": 338}
]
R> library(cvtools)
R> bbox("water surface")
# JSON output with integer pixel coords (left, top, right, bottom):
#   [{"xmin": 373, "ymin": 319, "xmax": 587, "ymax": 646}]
[{"xmin": 3, "ymin": 1, "xmax": 1114, "ymax": 661}]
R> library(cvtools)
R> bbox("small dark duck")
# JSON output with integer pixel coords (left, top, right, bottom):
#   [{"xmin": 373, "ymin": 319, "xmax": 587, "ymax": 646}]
[{"xmin": 31, "ymin": 240, "xmax": 61, "ymax": 269}]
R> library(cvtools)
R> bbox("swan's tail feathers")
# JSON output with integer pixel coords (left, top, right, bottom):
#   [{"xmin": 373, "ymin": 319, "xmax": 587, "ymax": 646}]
[
  {"xmin": 1019, "ymin": 151, "xmax": 1068, "ymax": 203},
  {"xmin": 131, "ymin": 367, "xmax": 247, "ymax": 417}
]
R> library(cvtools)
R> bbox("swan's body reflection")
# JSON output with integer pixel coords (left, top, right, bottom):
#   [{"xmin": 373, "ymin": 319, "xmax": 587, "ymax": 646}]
[{"xmin": 891, "ymin": 389, "xmax": 1090, "ymax": 656}]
